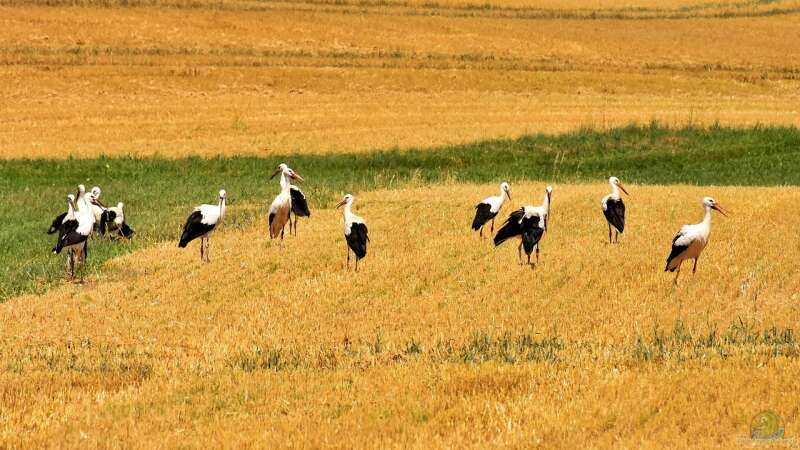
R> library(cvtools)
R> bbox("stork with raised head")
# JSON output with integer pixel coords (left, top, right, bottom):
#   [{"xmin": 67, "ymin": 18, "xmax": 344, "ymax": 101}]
[
  {"xmin": 288, "ymin": 184, "xmax": 311, "ymax": 235},
  {"xmin": 268, "ymin": 163, "xmax": 304, "ymax": 247},
  {"xmin": 665, "ymin": 196, "xmax": 728, "ymax": 284},
  {"xmin": 100, "ymin": 202, "xmax": 135, "ymax": 239},
  {"xmin": 52, "ymin": 192, "xmax": 99, "ymax": 279},
  {"xmin": 494, "ymin": 186, "xmax": 553, "ymax": 266},
  {"xmin": 89, "ymin": 186, "xmax": 107, "ymax": 229},
  {"xmin": 471, "ymin": 182, "xmax": 511, "ymax": 237},
  {"xmin": 601, "ymin": 176, "xmax": 629, "ymax": 244},
  {"xmin": 178, "ymin": 190, "xmax": 226, "ymax": 262},
  {"xmin": 48, "ymin": 184, "xmax": 86, "ymax": 233},
  {"xmin": 336, "ymin": 194, "xmax": 369, "ymax": 271}
]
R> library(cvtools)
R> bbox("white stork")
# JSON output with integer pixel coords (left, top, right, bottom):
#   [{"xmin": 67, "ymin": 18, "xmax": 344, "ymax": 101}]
[
  {"xmin": 90, "ymin": 186, "xmax": 107, "ymax": 228},
  {"xmin": 601, "ymin": 176, "xmax": 629, "ymax": 244},
  {"xmin": 47, "ymin": 185, "xmax": 81, "ymax": 234},
  {"xmin": 288, "ymin": 184, "xmax": 311, "ymax": 236},
  {"xmin": 178, "ymin": 189, "xmax": 227, "ymax": 262},
  {"xmin": 52, "ymin": 192, "xmax": 98, "ymax": 279},
  {"xmin": 665, "ymin": 196, "xmax": 728, "ymax": 284},
  {"xmin": 494, "ymin": 186, "xmax": 553, "ymax": 266},
  {"xmin": 336, "ymin": 194, "xmax": 369, "ymax": 271},
  {"xmin": 268, "ymin": 163, "xmax": 304, "ymax": 246},
  {"xmin": 100, "ymin": 202, "xmax": 135, "ymax": 239},
  {"xmin": 471, "ymin": 182, "xmax": 511, "ymax": 237}
]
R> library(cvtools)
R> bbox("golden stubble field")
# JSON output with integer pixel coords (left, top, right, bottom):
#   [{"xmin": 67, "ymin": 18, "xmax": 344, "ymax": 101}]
[
  {"xmin": 2, "ymin": 2, "xmax": 800, "ymax": 158},
  {"xmin": 1, "ymin": 183, "xmax": 799, "ymax": 447}
]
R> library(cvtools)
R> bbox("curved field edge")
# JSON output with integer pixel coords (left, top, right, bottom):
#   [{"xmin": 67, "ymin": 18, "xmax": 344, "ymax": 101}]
[
  {"xmin": 1, "ymin": 183, "xmax": 799, "ymax": 447},
  {"xmin": 1, "ymin": 123, "xmax": 799, "ymax": 301}
]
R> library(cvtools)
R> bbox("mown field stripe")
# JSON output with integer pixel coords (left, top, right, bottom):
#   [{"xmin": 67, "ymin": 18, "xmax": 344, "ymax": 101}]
[{"xmin": 1, "ymin": 124, "xmax": 799, "ymax": 301}]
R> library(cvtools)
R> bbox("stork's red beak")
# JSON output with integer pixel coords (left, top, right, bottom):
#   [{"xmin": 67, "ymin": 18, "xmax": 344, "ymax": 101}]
[
  {"xmin": 291, "ymin": 172, "xmax": 305, "ymax": 183},
  {"xmin": 335, "ymin": 199, "xmax": 347, "ymax": 209},
  {"xmin": 95, "ymin": 198, "xmax": 107, "ymax": 208},
  {"xmin": 712, "ymin": 203, "xmax": 729, "ymax": 217},
  {"xmin": 618, "ymin": 183, "xmax": 629, "ymax": 195},
  {"xmin": 270, "ymin": 167, "xmax": 281, "ymax": 179}
]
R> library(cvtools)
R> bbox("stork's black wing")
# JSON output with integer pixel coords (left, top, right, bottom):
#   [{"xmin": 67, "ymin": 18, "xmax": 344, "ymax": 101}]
[
  {"xmin": 346, "ymin": 222, "xmax": 369, "ymax": 259},
  {"xmin": 603, "ymin": 198, "xmax": 625, "ymax": 233},
  {"xmin": 664, "ymin": 231, "xmax": 690, "ymax": 272},
  {"xmin": 290, "ymin": 186, "xmax": 311, "ymax": 217},
  {"xmin": 178, "ymin": 210, "xmax": 214, "ymax": 248},
  {"xmin": 52, "ymin": 219, "xmax": 85, "ymax": 254},
  {"xmin": 99, "ymin": 210, "xmax": 117, "ymax": 235},
  {"xmin": 493, "ymin": 209, "xmax": 526, "ymax": 246},
  {"xmin": 471, "ymin": 202, "xmax": 497, "ymax": 230},
  {"xmin": 521, "ymin": 226, "xmax": 545, "ymax": 256},
  {"xmin": 47, "ymin": 212, "xmax": 68, "ymax": 234},
  {"xmin": 120, "ymin": 222, "xmax": 135, "ymax": 238}
]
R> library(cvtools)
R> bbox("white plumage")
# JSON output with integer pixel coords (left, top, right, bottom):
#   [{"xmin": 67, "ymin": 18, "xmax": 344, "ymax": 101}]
[
  {"xmin": 664, "ymin": 196, "xmax": 728, "ymax": 284},
  {"xmin": 471, "ymin": 182, "xmax": 511, "ymax": 237}
]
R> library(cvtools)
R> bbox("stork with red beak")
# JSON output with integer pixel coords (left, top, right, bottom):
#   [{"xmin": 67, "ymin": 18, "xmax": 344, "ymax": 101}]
[
  {"xmin": 601, "ymin": 176, "xmax": 629, "ymax": 244},
  {"xmin": 268, "ymin": 163, "xmax": 304, "ymax": 247},
  {"xmin": 665, "ymin": 196, "xmax": 728, "ymax": 284},
  {"xmin": 336, "ymin": 194, "xmax": 369, "ymax": 271}
]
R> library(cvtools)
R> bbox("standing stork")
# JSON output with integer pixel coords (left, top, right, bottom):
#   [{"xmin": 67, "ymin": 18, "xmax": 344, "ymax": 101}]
[
  {"xmin": 336, "ymin": 194, "xmax": 369, "ymax": 271},
  {"xmin": 601, "ymin": 176, "xmax": 629, "ymax": 244},
  {"xmin": 49, "ymin": 184, "xmax": 86, "ymax": 232},
  {"xmin": 268, "ymin": 163, "xmax": 304, "ymax": 247},
  {"xmin": 288, "ymin": 184, "xmax": 311, "ymax": 236},
  {"xmin": 52, "ymin": 192, "xmax": 98, "ymax": 280},
  {"xmin": 90, "ymin": 186, "xmax": 107, "ymax": 230},
  {"xmin": 178, "ymin": 189, "xmax": 227, "ymax": 262},
  {"xmin": 471, "ymin": 182, "xmax": 511, "ymax": 237},
  {"xmin": 100, "ymin": 202, "xmax": 136, "ymax": 239},
  {"xmin": 494, "ymin": 186, "xmax": 553, "ymax": 266},
  {"xmin": 664, "ymin": 196, "xmax": 728, "ymax": 284}
]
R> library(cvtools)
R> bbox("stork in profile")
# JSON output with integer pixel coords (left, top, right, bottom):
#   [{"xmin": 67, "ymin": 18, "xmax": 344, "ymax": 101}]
[
  {"xmin": 494, "ymin": 186, "xmax": 553, "ymax": 266},
  {"xmin": 665, "ymin": 196, "xmax": 728, "ymax": 284},
  {"xmin": 268, "ymin": 163, "xmax": 304, "ymax": 247},
  {"xmin": 47, "ymin": 184, "xmax": 88, "ymax": 234},
  {"xmin": 336, "ymin": 194, "xmax": 369, "ymax": 271},
  {"xmin": 601, "ymin": 176, "xmax": 629, "ymax": 244},
  {"xmin": 52, "ymin": 192, "xmax": 99, "ymax": 280},
  {"xmin": 288, "ymin": 184, "xmax": 311, "ymax": 235},
  {"xmin": 89, "ymin": 186, "xmax": 107, "ymax": 231},
  {"xmin": 471, "ymin": 182, "xmax": 511, "ymax": 237},
  {"xmin": 100, "ymin": 202, "xmax": 135, "ymax": 239},
  {"xmin": 178, "ymin": 190, "xmax": 227, "ymax": 262}
]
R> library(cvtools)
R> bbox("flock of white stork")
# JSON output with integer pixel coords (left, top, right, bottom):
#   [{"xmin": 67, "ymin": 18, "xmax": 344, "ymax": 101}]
[
  {"xmin": 49, "ymin": 164, "xmax": 726, "ymax": 284},
  {"xmin": 471, "ymin": 176, "xmax": 728, "ymax": 284}
]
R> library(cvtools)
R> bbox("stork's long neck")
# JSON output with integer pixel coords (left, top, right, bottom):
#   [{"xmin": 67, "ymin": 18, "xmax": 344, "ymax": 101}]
[
  {"xmin": 610, "ymin": 182, "xmax": 620, "ymax": 198},
  {"xmin": 280, "ymin": 172, "xmax": 290, "ymax": 191},
  {"xmin": 218, "ymin": 197, "xmax": 226, "ymax": 220},
  {"xmin": 344, "ymin": 202, "xmax": 353, "ymax": 218},
  {"xmin": 541, "ymin": 192, "xmax": 550, "ymax": 214},
  {"xmin": 702, "ymin": 205, "xmax": 712, "ymax": 227},
  {"xmin": 499, "ymin": 187, "xmax": 507, "ymax": 201}
]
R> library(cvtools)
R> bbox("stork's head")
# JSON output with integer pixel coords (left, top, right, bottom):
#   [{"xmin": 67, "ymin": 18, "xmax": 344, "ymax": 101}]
[
  {"xmin": 703, "ymin": 196, "xmax": 728, "ymax": 216},
  {"xmin": 85, "ymin": 192, "xmax": 99, "ymax": 206},
  {"xmin": 117, "ymin": 202, "xmax": 124, "ymax": 210},
  {"xmin": 270, "ymin": 163, "xmax": 304, "ymax": 182},
  {"xmin": 67, "ymin": 194, "xmax": 76, "ymax": 209},
  {"xmin": 545, "ymin": 185, "xmax": 553, "ymax": 199},
  {"xmin": 335, "ymin": 194, "xmax": 354, "ymax": 209},
  {"xmin": 91, "ymin": 186, "xmax": 101, "ymax": 198},
  {"xmin": 500, "ymin": 182, "xmax": 511, "ymax": 199},
  {"xmin": 76, "ymin": 184, "xmax": 86, "ymax": 197},
  {"xmin": 219, "ymin": 189, "xmax": 227, "ymax": 200},
  {"xmin": 610, "ymin": 176, "xmax": 629, "ymax": 195}
]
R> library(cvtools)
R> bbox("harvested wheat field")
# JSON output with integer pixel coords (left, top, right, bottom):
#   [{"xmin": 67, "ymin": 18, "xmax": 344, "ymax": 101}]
[
  {"xmin": 2, "ymin": 183, "xmax": 799, "ymax": 447},
  {"xmin": 2, "ymin": 2, "xmax": 800, "ymax": 158}
]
